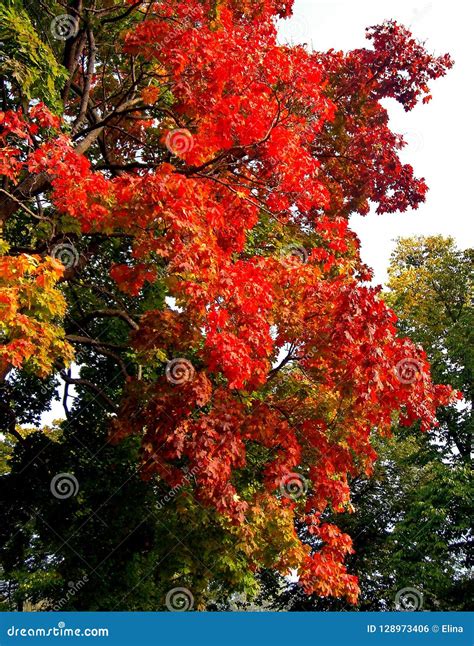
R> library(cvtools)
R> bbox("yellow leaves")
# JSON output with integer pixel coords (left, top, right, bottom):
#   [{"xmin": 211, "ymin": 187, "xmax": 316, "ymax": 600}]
[
  {"xmin": 0, "ymin": 253, "xmax": 73, "ymax": 378},
  {"xmin": 239, "ymin": 492, "xmax": 308, "ymax": 573},
  {"xmin": 151, "ymin": 348, "xmax": 169, "ymax": 364},
  {"xmin": 0, "ymin": 238, "xmax": 10, "ymax": 255},
  {"xmin": 152, "ymin": 62, "xmax": 168, "ymax": 76}
]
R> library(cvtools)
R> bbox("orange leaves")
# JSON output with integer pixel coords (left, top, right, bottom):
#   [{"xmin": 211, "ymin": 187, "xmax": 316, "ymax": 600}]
[
  {"xmin": 115, "ymin": 377, "xmax": 250, "ymax": 520},
  {"xmin": 124, "ymin": 0, "xmax": 333, "ymax": 173},
  {"xmin": 141, "ymin": 85, "xmax": 161, "ymax": 105},
  {"xmin": 0, "ymin": 145, "xmax": 23, "ymax": 182},
  {"xmin": 312, "ymin": 23, "xmax": 452, "ymax": 217},
  {"xmin": 0, "ymin": 254, "xmax": 73, "ymax": 378}
]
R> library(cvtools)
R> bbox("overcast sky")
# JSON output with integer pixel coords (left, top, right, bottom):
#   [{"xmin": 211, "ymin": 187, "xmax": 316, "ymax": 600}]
[{"xmin": 279, "ymin": 0, "xmax": 473, "ymax": 284}]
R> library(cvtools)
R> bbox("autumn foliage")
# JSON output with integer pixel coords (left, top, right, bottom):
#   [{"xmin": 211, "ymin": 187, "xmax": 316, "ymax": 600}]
[{"xmin": 0, "ymin": 0, "xmax": 455, "ymax": 604}]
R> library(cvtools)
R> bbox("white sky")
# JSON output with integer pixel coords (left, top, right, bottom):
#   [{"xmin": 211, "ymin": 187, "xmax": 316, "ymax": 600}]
[{"xmin": 279, "ymin": 0, "xmax": 474, "ymax": 284}]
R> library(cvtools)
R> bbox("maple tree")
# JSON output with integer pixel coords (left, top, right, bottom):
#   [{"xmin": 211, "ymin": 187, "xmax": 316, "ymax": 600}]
[{"xmin": 0, "ymin": 0, "xmax": 456, "ymax": 606}]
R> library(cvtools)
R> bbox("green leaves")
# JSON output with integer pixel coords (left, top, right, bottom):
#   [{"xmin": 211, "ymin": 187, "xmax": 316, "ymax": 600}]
[
  {"xmin": 386, "ymin": 236, "xmax": 473, "ymax": 460},
  {"xmin": 0, "ymin": 0, "xmax": 67, "ymax": 112}
]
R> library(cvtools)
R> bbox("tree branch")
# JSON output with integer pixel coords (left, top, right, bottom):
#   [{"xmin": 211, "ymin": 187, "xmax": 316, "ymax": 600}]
[{"xmin": 59, "ymin": 370, "xmax": 118, "ymax": 411}]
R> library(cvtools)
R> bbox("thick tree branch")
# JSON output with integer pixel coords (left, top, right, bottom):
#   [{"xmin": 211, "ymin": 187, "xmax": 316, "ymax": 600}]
[{"xmin": 71, "ymin": 27, "xmax": 97, "ymax": 136}]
